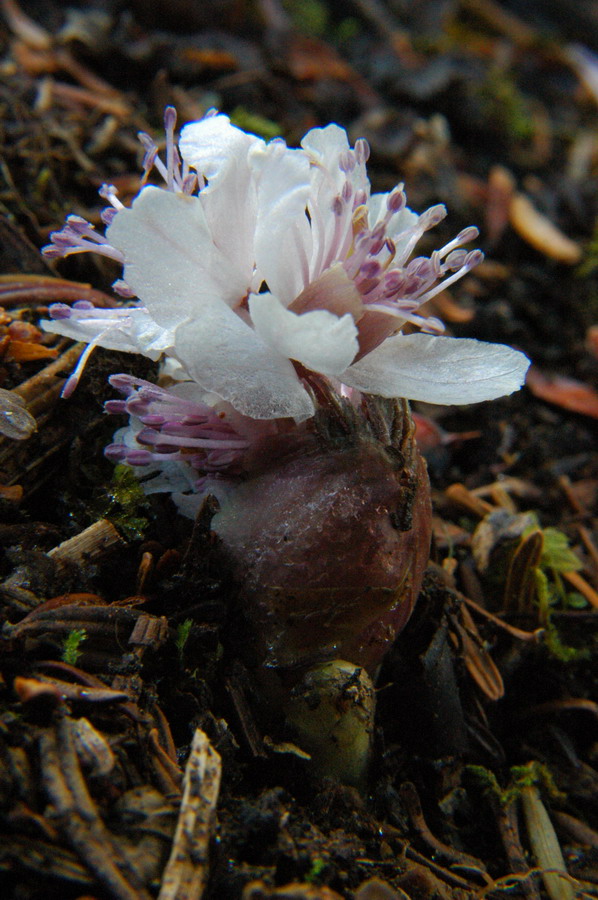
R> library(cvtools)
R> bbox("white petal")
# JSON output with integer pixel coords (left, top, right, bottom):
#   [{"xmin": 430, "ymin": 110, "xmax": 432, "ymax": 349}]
[
  {"xmin": 180, "ymin": 115, "xmax": 262, "ymax": 282},
  {"xmin": 179, "ymin": 113, "xmax": 263, "ymax": 184},
  {"xmin": 251, "ymin": 140, "xmax": 312, "ymax": 305},
  {"xmin": 341, "ymin": 333, "xmax": 530, "ymax": 404},
  {"xmin": 174, "ymin": 302, "xmax": 314, "ymax": 420},
  {"xmin": 41, "ymin": 307, "xmax": 169, "ymax": 360},
  {"xmin": 301, "ymin": 123, "xmax": 350, "ymax": 167},
  {"xmin": 302, "ymin": 123, "xmax": 369, "ymax": 201},
  {"xmin": 107, "ymin": 187, "xmax": 249, "ymax": 328},
  {"xmin": 249, "ymin": 293, "xmax": 359, "ymax": 375}
]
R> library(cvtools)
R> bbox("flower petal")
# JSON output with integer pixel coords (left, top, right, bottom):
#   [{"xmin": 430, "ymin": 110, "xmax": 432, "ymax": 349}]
[
  {"xmin": 107, "ymin": 187, "xmax": 249, "ymax": 328},
  {"xmin": 174, "ymin": 302, "xmax": 314, "ymax": 420},
  {"xmin": 290, "ymin": 263, "xmax": 363, "ymax": 320},
  {"xmin": 42, "ymin": 307, "xmax": 169, "ymax": 359},
  {"xmin": 341, "ymin": 333, "xmax": 530, "ymax": 404},
  {"xmin": 249, "ymin": 292, "xmax": 359, "ymax": 376},
  {"xmin": 180, "ymin": 114, "xmax": 262, "ymax": 285},
  {"xmin": 251, "ymin": 139, "xmax": 312, "ymax": 304},
  {"xmin": 179, "ymin": 113, "xmax": 262, "ymax": 186}
]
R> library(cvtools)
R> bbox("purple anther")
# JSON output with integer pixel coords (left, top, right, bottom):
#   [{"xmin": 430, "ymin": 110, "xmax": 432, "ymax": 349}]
[
  {"xmin": 354, "ymin": 138, "xmax": 370, "ymax": 163},
  {"xmin": 138, "ymin": 131, "xmax": 155, "ymax": 150},
  {"xmin": 101, "ymin": 208, "xmax": 118, "ymax": 226},
  {"xmin": 368, "ymin": 238, "xmax": 386, "ymax": 256},
  {"xmin": 136, "ymin": 428, "xmax": 159, "ymax": 446},
  {"xmin": 331, "ymin": 196, "xmax": 344, "ymax": 216},
  {"xmin": 108, "ymin": 373, "xmax": 137, "ymax": 394},
  {"xmin": 42, "ymin": 246, "xmax": 65, "ymax": 259},
  {"xmin": 126, "ymin": 449, "xmax": 155, "ymax": 466},
  {"xmin": 48, "ymin": 303, "xmax": 73, "ymax": 320},
  {"xmin": 164, "ymin": 105, "xmax": 177, "ymax": 130},
  {"xmin": 61, "ymin": 374, "xmax": 79, "ymax": 400},
  {"xmin": 387, "ymin": 189, "xmax": 406, "ymax": 213},
  {"xmin": 360, "ymin": 259, "xmax": 381, "ymax": 279},
  {"xmin": 465, "ymin": 249, "xmax": 484, "ymax": 269},
  {"xmin": 339, "ymin": 150, "xmax": 356, "ymax": 173},
  {"xmin": 456, "ymin": 226, "xmax": 479, "ymax": 244},
  {"xmin": 99, "ymin": 183, "xmax": 118, "ymax": 201},
  {"xmin": 342, "ymin": 181, "xmax": 353, "ymax": 203},
  {"xmin": 383, "ymin": 271, "xmax": 405, "ymax": 293},
  {"xmin": 445, "ymin": 249, "xmax": 467, "ymax": 270},
  {"xmin": 104, "ymin": 400, "xmax": 128, "ymax": 414},
  {"xmin": 421, "ymin": 204, "xmax": 447, "ymax": 229},
  {"xmin": 51, "ymin": 232, "xmax": 79, "ymax": 247},
  {"xmin": 65, "ymin": 215, "xmax": 92, "ymax": 234},
  {"xmin": 73, "ymin": 300, "xmax": 95, "ymax": 310},
  {"xmin": 104, "ymin": 444, "xmax": 129, "ymax": 462},
  {"xmin": 181, "ymin": 415, "xmax": 210, "ymax": 426},
  {"xmin": 139, "ymin": 414, "xmax": 167, "ymax": 426},
  {"xmin": 357, "ymin": 277, "xmax": 380, "ymax": 296}
]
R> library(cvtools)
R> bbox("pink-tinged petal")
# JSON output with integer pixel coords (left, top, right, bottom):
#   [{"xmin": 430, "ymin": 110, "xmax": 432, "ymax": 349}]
[
  {"xmin": 174, "ymin": 302, "xmax": 314, "ymax": 420},
  {"xmin": 290, "ymin": 263, "xmax": 363, "ymax": 320},
  {"xmin": 251, "ymin": 140, "xmax": 312, "ymax": 305},
  {"xmin": 341, "ymin": 333, "xmax": 530, "ymax": 404},
  {"xmin": 249, "ymin": 292, "xmax": 359, "ymax": 376},
  {"xmin": 107, "ymin": 187, "xmax": 249, "ymax": 328}
]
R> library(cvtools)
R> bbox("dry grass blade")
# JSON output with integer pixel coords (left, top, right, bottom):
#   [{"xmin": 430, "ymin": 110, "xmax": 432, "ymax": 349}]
[
  {"xmin": 520, "ymin": 785, "xmax": 574, "ymax": 900},
  {"xmin": 451, "ymin": 604, "xmax": 505, "ymax": 701},
  {"xmin": 158, "ymin": 728, "xmax": 222, "ymax": 900}
]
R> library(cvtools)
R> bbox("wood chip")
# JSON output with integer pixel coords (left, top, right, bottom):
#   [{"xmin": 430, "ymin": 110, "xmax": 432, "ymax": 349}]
[
  {"xmin": 158, "ymin": 729, "xmax": 221, "ymax": 900},
  {"xmin": 48, "ymin": 519, "xmax": 125, "ymax": 568}
]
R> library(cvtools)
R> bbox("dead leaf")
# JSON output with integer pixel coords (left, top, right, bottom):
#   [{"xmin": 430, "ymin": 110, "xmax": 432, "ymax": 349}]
[{"xmin": 526, "ymin": 366, "xmax": 598, "ymax": 418}]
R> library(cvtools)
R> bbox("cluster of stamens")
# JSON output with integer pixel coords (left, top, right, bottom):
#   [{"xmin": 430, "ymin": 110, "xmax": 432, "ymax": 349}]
[
  {"xmin": 310, "ymin": 146, "xmax": 483, "ymax": 335},
  {"xmin": 42, "ymin": 106, "xmax": 195, "ymax": 272},
  {"xmin": 103, "ymin": 375, "xmax": 250, "ymax": 484}
]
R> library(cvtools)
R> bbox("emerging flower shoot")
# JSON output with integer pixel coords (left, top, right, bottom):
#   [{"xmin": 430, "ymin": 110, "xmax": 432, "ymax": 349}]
[{"xmin": 41, "ymin": 109, "xmax": 529, "ymax": 782}]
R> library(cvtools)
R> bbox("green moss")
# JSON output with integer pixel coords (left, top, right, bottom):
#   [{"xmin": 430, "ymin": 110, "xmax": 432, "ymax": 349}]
[
  {"xmin": 515, "ymin": 519, "xmax": 590, "ymax": 661},
  {"xmin": 283, "ymin": 0, "xmax": 328, "ymax": 36},
  {"xmin": 466, "ymin": 760, "xmax": 564, "ymax": 808},
  {"xmin": 229, "ymin": 108, "xmax": 281, "ymax": 141},
  {"xmin": 305, "ymin": 857, "xmax": 327, "ymax": 883},
  {"xmin": 102, "ymin": 465, "xmax": 150, "ymax": 541},
  {"xmin": 335, "ymin": 17, "xmax": 359, "ymax": 44},
  {"xmin": 175, "ymin": 619, "xmax": 193, "ymax": 664},
  {"xmin": 475, "ymin": 70, "xmax": 535, "ymax": 143},
  {"xmin": 538, "ymin": 526, "xmax": 583, "ymax": 574},
  {"xmin": 61, "ymin": 628, "xmax": 87, "ymax": 665}
]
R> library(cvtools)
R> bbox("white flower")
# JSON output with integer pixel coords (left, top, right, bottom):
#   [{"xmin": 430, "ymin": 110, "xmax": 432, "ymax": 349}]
[{"xmin": 42, "ymin": 108, "xmax": 529, "ymax": 417}]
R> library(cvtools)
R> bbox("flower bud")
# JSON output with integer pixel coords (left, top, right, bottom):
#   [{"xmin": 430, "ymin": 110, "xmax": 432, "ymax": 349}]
[{"xmin": 213, "ymin": 396, "xmax": 432, "ymax": 674}]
